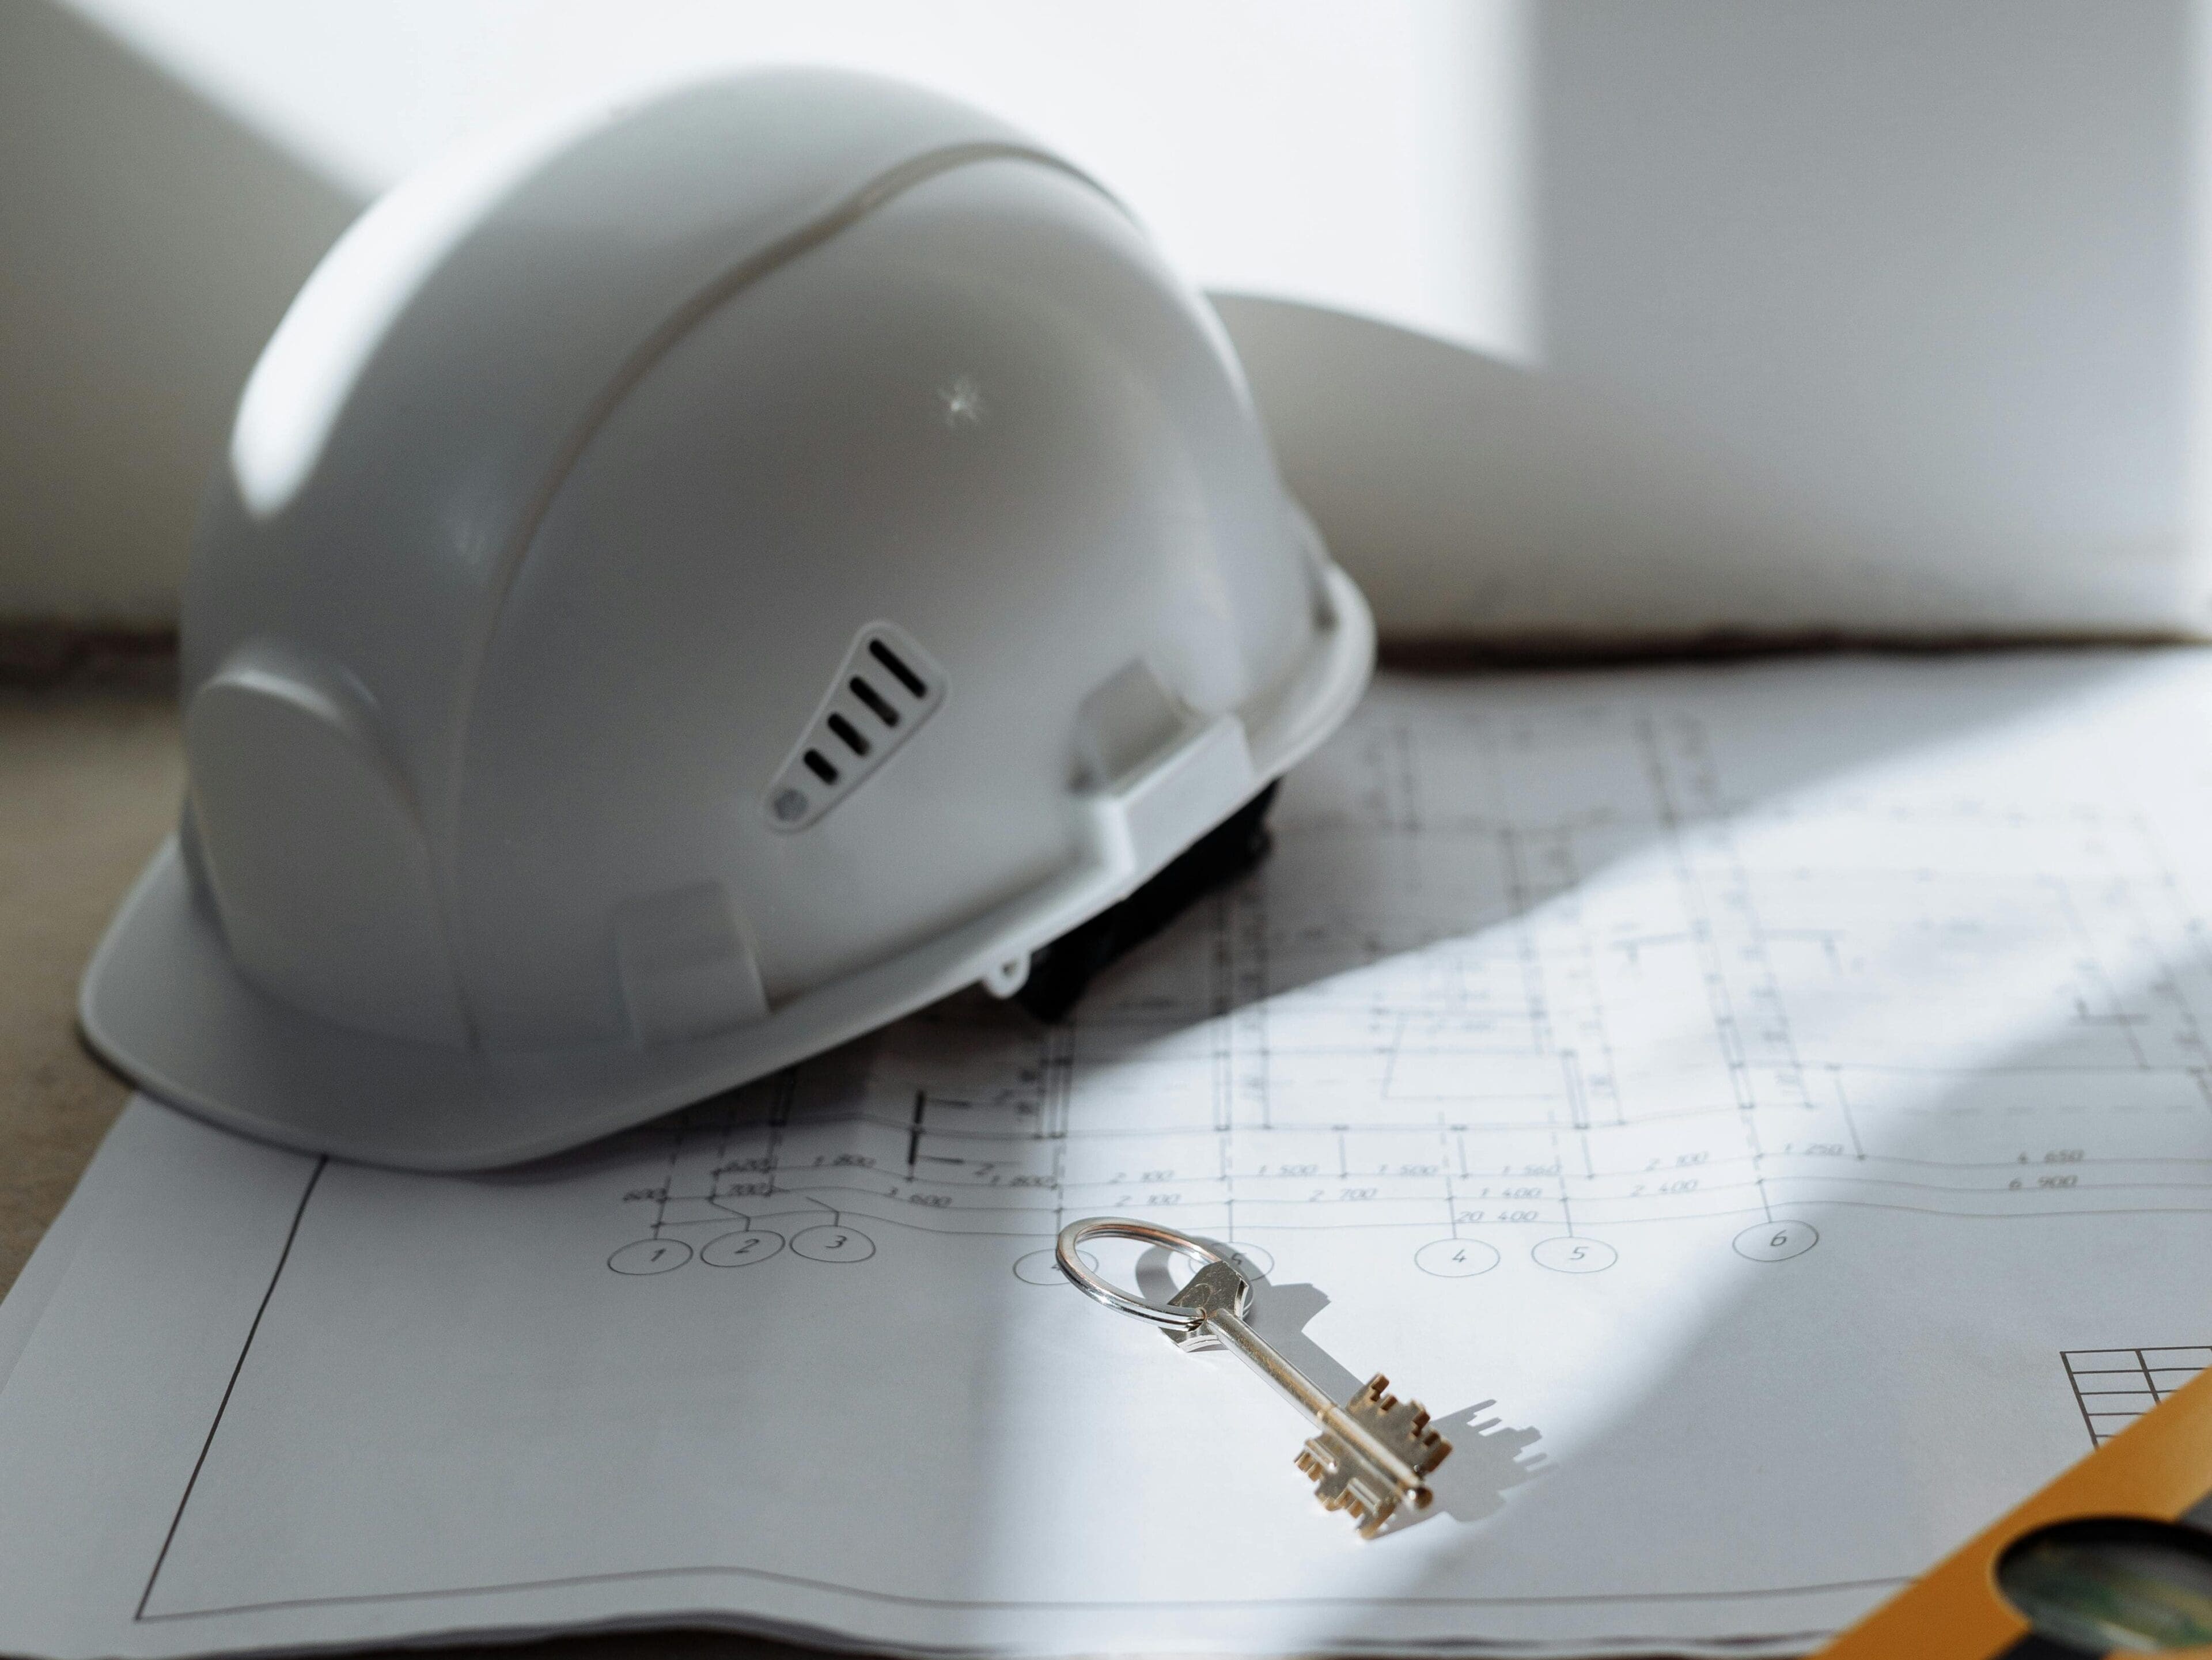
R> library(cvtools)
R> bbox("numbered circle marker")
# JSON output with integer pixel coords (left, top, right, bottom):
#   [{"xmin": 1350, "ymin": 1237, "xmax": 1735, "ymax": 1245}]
[
  {"xmin": 608, "ymin": 1238, "xmax": 692, "ymax": 1275},
  {"xmin": 1733, "ymin": 1221, "xmax": 1819, "ymax": 1262},
  {"xmin": 1222, "ymin": 1243, "xmax": 1275, "ymax": 1280},
  {"xmin": 701, "ymin": 1230, "xmax": 784, "ymax": 1268},
  {"xmin": 1533, "ymin": 1236, "xmax": 1616, "ymax": 1274},
  {"xmin": 1416, "ymin": 1239, "xmax": 1501, "ymax": 1278},
  {"xmin": 1015, "ymin": 1247, "xmax": 1096, "ymax": 1285},
  {"xmin": 792, "ymin": 1225, "xmax": 876, "ymax": 1263}
]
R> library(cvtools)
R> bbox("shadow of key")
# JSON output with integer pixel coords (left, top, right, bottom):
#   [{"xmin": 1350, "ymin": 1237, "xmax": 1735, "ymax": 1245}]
[{"xmin": 1374, "ymin": 1399, "xmax": 1547, "ymax": 1535}]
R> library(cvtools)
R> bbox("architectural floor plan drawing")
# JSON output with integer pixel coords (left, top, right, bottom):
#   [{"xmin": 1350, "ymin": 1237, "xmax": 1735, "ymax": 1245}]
[
  {"xmin": 607, "ymin": 662, "xmax": 2212, "ymax": 1288},
  {"xmin": 7, "ymin": 653, "xmax": 2212, "ymax": 1660}
]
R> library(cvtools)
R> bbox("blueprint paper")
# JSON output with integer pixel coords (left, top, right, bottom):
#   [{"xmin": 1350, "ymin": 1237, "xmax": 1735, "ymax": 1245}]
[{"xmin": 9, "ymin": 654, "xmax": 2212, "ymax": 1658}]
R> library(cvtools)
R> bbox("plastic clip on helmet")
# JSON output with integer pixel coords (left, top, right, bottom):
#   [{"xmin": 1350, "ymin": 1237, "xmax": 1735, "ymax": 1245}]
[{"xmin": 79, "ymin": 69, "xmax": 1375, "ymax": 1170}]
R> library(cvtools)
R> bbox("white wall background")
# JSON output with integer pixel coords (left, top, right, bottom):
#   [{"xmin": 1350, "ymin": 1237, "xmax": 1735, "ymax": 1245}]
[{"xmin": 6, "ymin": 1, "xmax": 2211, "ymax": 641}]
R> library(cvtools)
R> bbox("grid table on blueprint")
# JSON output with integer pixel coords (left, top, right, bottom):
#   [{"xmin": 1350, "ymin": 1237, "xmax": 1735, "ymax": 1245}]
[
  {"xmin": 8, "ymin": 653, "xmax": 2212, "ymax": 1660},
  {"xmin": 2065, "ymin": 1347, "xmax": 2212, "ymax": 1443}
]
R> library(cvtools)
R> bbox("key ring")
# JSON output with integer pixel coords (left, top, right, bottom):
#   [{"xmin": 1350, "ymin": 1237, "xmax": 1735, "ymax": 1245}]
[{"xmin": 1055, "ymin": 1216, "xmax": 1253, "ymax": 1329}]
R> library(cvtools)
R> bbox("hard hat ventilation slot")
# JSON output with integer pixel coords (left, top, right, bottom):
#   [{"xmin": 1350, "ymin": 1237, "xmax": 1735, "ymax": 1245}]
[
  {"xmin": 766, "ymin": 622, "xmax": 946, "ymax": 831},
  {"xmin": 849, "ymin": 677, "xmax": 900, "ymax": 726},
  {"xmin": 868, "ymin": 639, "xmax": 928, "ymax": 698}
]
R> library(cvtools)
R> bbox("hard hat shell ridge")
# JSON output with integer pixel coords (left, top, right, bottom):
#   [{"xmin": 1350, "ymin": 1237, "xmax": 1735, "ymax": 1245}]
[{"xmin": 80, "ymin": 67, "xmax": 1376, "ymax": 1169}]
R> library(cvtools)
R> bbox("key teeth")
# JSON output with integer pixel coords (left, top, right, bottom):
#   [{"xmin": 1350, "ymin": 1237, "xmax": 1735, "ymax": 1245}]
[
  {"xmin": 1298, "ymin": 1432, "xmax": 1412, "ymax": 1536},
  {"xmin": 1343, "ymin": 1379, "xmax": 1455, "ymax": 1477},
  {"xmin": 1301, "ymin": 1378, "xmax": 1458, "ymax": 1536}
]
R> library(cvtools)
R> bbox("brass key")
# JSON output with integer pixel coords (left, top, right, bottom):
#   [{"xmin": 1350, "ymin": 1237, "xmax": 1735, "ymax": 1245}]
[{"xmin": 1057, "ymin": 1218, "xmax": 1452, "ymax": 1536}]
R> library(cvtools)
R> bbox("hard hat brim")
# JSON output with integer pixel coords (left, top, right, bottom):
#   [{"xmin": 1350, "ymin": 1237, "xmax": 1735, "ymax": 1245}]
[{"xmin": 81, "ymin": 568, "xmax": 1373, "ymax": 1170}]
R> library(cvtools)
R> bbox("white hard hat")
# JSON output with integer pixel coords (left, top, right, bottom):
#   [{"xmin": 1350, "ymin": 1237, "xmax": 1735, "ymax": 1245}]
[{"xmin": 79, "ymin": 68, "xmax": 1374, "ymax": 1170}]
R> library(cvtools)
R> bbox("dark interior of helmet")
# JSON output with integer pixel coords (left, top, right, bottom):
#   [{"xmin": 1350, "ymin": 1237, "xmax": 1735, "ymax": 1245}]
[{"xmin": 1016, "ymin": 782, "xmax": 1279, "ymax": 1023}]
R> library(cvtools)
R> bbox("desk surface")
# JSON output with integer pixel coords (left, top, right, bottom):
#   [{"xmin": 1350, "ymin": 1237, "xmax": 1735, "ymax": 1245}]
[{"xmin": 0, "ymin": 682, "xmax": 176, "ymax": 1295}]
